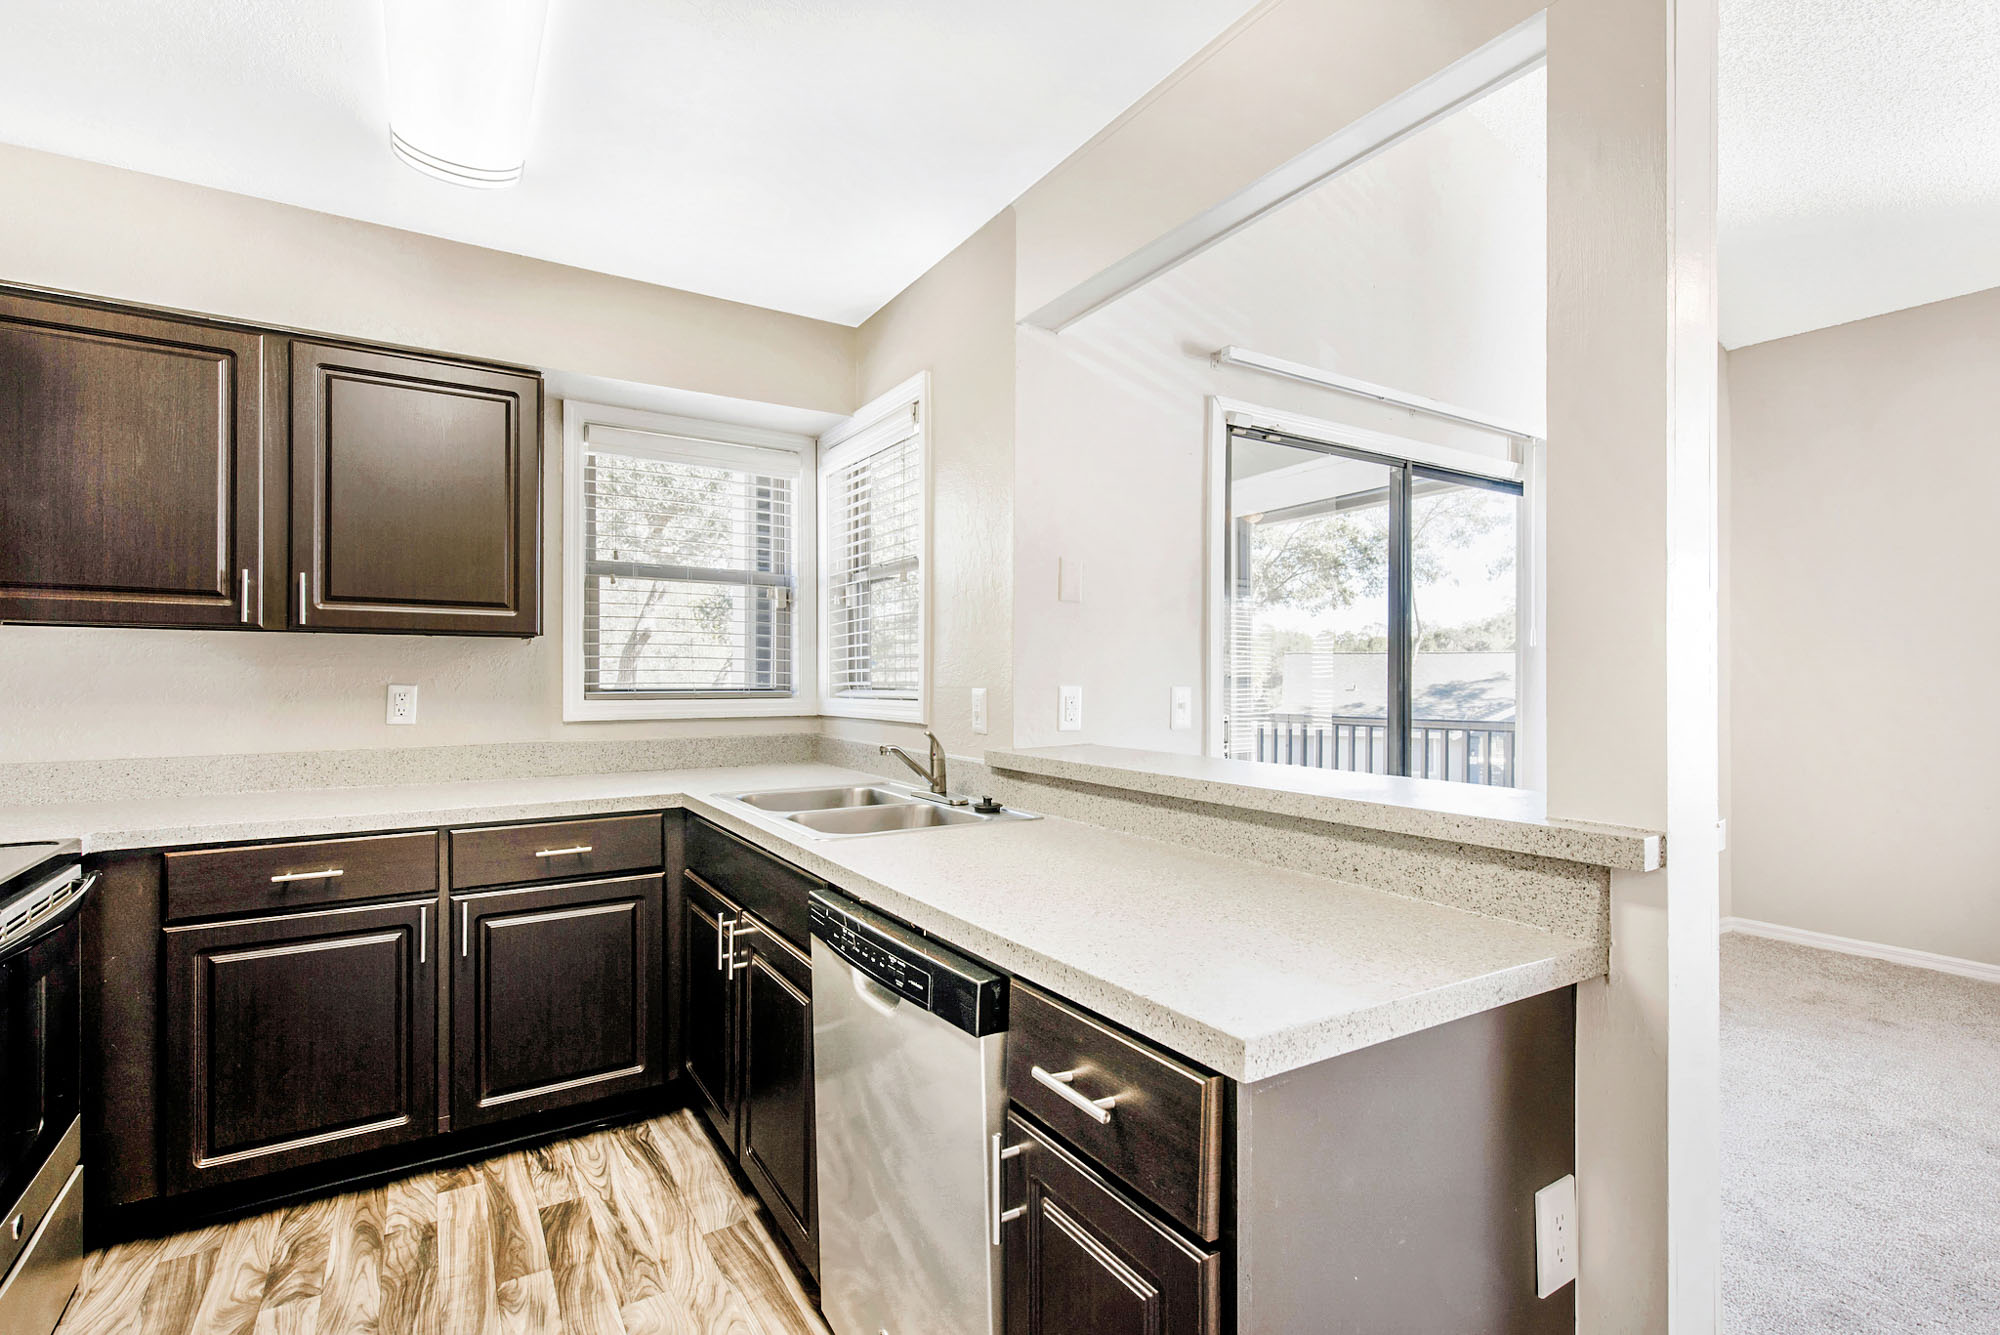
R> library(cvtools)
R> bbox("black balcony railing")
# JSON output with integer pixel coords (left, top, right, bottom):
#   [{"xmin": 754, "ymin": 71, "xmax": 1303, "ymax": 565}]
[{"xmin": 1250, "ymin": 715, "xmax": 1516, "ymax": 787}]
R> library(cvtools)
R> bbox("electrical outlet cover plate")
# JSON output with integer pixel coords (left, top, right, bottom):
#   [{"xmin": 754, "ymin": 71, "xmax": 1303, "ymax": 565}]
[
  {"xmin": 971, "ymin": 687, "xmax": 989, "ymax": 735},
  {"xmin": 1058, "ymin": 684, "xmax": 1083, "ymax": 732},
  {"xmin": 387, "ymin": 684, "xmax": 419, "ymax": 726},
  {"xmin": 1535, "ymin": 1174, "xmax": 1577, "ymax": 1298},
  {"xmin": 1171, "ymin": 685, "xmax": 1193, "ymax": 730}
]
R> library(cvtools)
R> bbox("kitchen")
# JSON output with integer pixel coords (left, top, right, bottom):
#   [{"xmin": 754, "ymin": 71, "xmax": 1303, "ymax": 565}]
[{"xmin": 2, "ymin": 2, "xmax": 1722, "ymax": 1333}]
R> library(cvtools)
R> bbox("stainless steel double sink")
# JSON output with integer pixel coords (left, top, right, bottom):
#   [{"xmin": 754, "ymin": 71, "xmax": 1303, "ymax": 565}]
[{"xmin": 721, "ymin": 783, "xmax": 1036, "ymax": 839}]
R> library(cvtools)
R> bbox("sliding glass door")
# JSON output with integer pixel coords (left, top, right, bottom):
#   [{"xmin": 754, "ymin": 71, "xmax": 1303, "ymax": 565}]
[{"xmin": 1222, "ymin": 426, "xmax": 1525, "ymax": 786}]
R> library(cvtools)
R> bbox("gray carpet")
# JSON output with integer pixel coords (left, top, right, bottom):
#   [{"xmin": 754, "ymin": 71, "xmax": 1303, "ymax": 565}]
[{"xmin": 1722, "ymin": 934, "xmax": 2000, "ymax": 1332}]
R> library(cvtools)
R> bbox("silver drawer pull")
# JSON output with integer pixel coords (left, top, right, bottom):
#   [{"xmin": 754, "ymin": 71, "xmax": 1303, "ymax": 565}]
[
  {"xmin": 533, "ymin": 844, "xmax": 593, "ymax": 858},
  {"xmin": 989, "ymin": 1132, "xmax": 1025, "ymax": 1245},
  {"xmin": 270, "ymin": 868, "xmax": 344, "ymax": 883},
  {"xmin": 1031, "ymin": 1066, "xmax": 1117, "ymax": 1124}
]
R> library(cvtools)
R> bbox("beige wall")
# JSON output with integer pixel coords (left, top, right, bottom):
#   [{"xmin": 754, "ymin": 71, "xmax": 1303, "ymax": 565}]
[
  {"xmin": 846, "ymin": 212, "xmax": 1019, "ymax": 761},
  {"xmin": 0, "ymin": 143, "xmax": 855, "ymax": 763},
  {"xmin": 1727, "ymin": 285, "xmax": 2000, "ymax": 966},
  {"xmin": 1011, "ymin": 72, "xmax": 1544, "ymax": 750}
]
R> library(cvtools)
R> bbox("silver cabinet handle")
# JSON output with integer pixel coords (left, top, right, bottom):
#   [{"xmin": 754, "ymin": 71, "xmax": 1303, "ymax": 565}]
[
  {"xmin": 533, "ymin": 844, "xmax": 593, "ymax": 858},
  {"xmin": 240, "ymin": 569, "xmax": 254, "ymax": 623},
  {"xmin": 270, "ymin": 868, "xmax": 343, "ymax": 883},
  {"xmin": 989, "ymin": 1132, "xmax": 1024, "ymax": 1245},
  {"xmin": 716, "ymin": 911, "xmax": 733, "ymax": 971},
  {"xmin": 726, "ymin": 918, "xmax": 760, "ymax": 980},
  {"xmin": 298, "ymin": 570, "xmax": 308, "ymax": 621},
  {"xmin": 1031, "ymin": 1066, "xmax": 1117, "ymax": 1124},
  {"xmin": 419, "ymin": 904, "xmax": 428, "ymax": 965},
  {"xmin": 461, "ymin": 901, "xmax": 470, "ymax": 958}
]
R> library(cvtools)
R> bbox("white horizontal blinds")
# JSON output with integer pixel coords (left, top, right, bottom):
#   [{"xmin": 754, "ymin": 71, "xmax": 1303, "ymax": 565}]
[
  {"xmin": 581, "ymin": 424, "xmax": 798, "ymax": 700},
  {"xmin": 826, "ymin": 414, "xmax": 921, "ymax": 702}
]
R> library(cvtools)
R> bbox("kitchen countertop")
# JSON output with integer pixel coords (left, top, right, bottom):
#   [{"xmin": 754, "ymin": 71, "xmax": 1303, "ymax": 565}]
[
  {"xmin": 0, "ymin": 762, "xmax": 1600, "ymax": 1084},
  {"xmin": 988, "ymin": 743, "xmax": 1664, "ymax": 870}
]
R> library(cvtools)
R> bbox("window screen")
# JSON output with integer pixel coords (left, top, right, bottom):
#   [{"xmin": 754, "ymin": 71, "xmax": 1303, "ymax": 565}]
[
  {"xmin": 823, "ymin": 418, "xmax": 922, "ymax": 704},
  {"xmin": 581, "ymin": 424, "xmax": 799, "ymax": 699}
]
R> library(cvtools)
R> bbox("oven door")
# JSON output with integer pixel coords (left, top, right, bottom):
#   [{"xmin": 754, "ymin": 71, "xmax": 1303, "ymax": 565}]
[{"xmin": 0, "ymin": 868, "xmax": 89, "ymax": 1241}]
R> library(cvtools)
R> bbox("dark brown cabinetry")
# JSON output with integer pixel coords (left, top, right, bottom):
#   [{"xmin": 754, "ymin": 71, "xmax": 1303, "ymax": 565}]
[
  {"xmin": 0, "ymin": 283, "xmax": 543, "ymax": 637},
  {"xmin": 291, "ymin": 342, "xmax": 541, "ymax": 635},
  {"xmin": 160, "ymin": 898, "xmax": 437, "ymax": 1194},
  {"xmin": 682, "ymin": 870, "xmax": 742, "ymax": 1143},
  {"xmin": 735, "ymin": 918, "xmax": 817, "ymax": 1279},
  {"xmin": 680, "ymin": 836, "xmax": 818, "ymax": 1280},
  {"xmin": 0, "ymin": 291, "xmax": 278, "ymax": 628},
  {"xmin": 451, "ymin": 874, "xmax": 665, "ymax": 1128},
  {"xmin": 1002, "ymin": 1112, "xmax": 1221, "ymax": 1335}
]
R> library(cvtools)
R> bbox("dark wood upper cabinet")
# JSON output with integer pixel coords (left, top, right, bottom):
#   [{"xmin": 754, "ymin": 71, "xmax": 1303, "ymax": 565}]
[
  {"xmin": 0, "ymin": 291, "xmax": 278, "ymax": 628},
  {"xmin": 160, "ymin": 898, "xmax": 437, "ymax": 1195},
  {"xmin": 451, "ymin": 874, "xmax": 665, "ymax": 1129},
  {"xmin": 291, "ymin": 341, "xmax": 541, "ymax": 636}
]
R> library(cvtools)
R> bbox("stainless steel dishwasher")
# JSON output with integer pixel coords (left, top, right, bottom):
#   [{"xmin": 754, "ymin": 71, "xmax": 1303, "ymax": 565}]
[{"xmin": 810, "ymin": 889, "xmax": 1009, "ymax": 1335}]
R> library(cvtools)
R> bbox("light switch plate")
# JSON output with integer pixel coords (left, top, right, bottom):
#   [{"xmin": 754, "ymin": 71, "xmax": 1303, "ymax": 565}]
[
  {"xmin": 1171, "ymin": 685, "xmax": 1193, "ymax": 730},
  {"xmin": 1058, "ymin": 558, "xmax": 1084, "ymax": 603},
  {"xmin": 1058, "ymin": 685, "xmax": 1083, "ymax": 732},
  {"xmin": 1535, "ymin": 1174, "xmax": 1577, "ymax": 1298},
  {"xmin": 386, "ymin": 684, "xmax": 419, "ymax": 726},
  {"xmin": 971, "ymin": 687, "xmax": 989, "ymax": 735}
]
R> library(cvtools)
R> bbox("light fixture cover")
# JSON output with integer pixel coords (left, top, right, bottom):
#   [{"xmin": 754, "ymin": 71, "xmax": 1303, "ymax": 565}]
[{"xmin": 385, "ymin": 0, "xmax": 551, "ymax": 188}]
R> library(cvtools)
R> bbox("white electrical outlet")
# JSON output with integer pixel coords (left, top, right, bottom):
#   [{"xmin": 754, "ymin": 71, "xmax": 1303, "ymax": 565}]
[
  {"xmin": 386, "ymin": 684, "xmax": 419, "ymax": 726},
  {"xmin": 1535, "ymin": 1174, "xmax": 1577, "ymax": 1298},
  {"xmin": 971, "ymin": 687, "xmax": 989, "ymax": 735},
  {"xmin": 1170, "ymin": 685, "xmax": 1193, "ymax": 731},
  {"xmin": 1058, "ymin": 684, "xmax": 1083, "ymax": 732}
]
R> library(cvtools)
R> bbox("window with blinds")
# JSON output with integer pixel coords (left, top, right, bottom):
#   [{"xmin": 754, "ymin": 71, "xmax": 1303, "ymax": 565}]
[
  {"xmin": 820, "ymin": 389, "xmax": 924, "ymax": 715},
  {"xmin": 579, "ymin": 423, "xmax": 801, "ymax": 701}
]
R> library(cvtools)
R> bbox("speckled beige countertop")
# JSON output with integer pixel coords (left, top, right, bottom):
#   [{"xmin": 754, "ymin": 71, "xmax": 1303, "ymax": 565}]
[{"xmin": 0, "ymin": 762, "xmax": 1600, "ymax": 1084}]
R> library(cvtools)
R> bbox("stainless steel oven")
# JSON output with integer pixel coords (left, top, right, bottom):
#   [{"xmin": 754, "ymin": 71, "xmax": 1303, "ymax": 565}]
[{"xmin": 0, "ymin": 841, "xmax": 91, "ymax": 1335}]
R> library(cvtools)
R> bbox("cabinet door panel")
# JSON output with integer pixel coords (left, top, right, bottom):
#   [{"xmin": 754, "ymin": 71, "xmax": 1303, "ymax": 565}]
[
  {"xmin": 452, "ymin": 875, "xmax": 663, "ymax": 1128},
  {"xmin": 738, "ymin": 922, "xmax": 815, "ymax": 1277},
  {"xmin": 162, "ymin": 899, "xmax": 436, "ymax": 1194},
  {"xmin": 681, "ymin": 873, "xmax": 741, "ymax": 1149},
  {"xmin": 291, "ymin": 341, "xmax": 540, "ymax": 635},
  {"xmin": 0, "ymin": 292, "xmax": 271, "ymax": 627},
  {"xmin": 1003, "ymin": 1112, "xmax": 1219, "ymax": 1335}
]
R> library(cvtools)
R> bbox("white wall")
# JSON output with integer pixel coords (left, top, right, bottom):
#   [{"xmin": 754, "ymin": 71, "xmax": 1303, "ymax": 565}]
[
  {"xmin": 1727, "ymin": 285, "xmax": 2000, "ymax": 966},
  {"xmin": 0, "ymin": 144, "xmax": 855, "ymax": 764},
  {"xmin": 847, "ymin": 212, "xmax": 1019, "ymax": 761},
  {"xmin": 1013, "ymin": 72, "xmax": 1546, "ymax": 748}
]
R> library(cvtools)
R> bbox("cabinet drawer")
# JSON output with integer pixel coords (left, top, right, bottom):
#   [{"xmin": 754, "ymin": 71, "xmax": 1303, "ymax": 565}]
[
  {"xmin": 449, "ymin": 814, "xmax": 662, "ymax": 890},
  {"xmin": 165, "ymin": 831, "xmax": 438, "ymax": 922},
  {"xmin": 1007, "ymin": 983, "xmax": 1226, "ymax": 1241},
  {"xmin": 685, "ymin": 816, "xmax": 818, "ymax": 950}
]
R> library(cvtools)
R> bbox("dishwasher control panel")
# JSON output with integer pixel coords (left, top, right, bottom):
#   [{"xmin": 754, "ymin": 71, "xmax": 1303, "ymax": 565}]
[{"xmin": 810, "ymin": 890, "xmax": 1009, "ymax": 1038}]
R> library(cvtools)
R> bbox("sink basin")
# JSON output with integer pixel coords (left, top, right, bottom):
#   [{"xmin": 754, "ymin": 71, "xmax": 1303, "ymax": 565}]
[
  {"xmin": 788, "ymin": 804, "xmax": 986, "ymax": 836},
  {"xmin": 732, "ymin": 785, "xmax": 917, "ymax": 813}
]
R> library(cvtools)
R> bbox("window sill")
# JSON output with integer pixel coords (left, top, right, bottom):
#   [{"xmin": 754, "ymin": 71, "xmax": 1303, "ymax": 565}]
[
  {"xmin": 563, "ymin": 696, "xmax": 818, "ymax": 723},
  {"xmin": 982, "ymin": 744, "xmax": 1661, "ymax": 872}
]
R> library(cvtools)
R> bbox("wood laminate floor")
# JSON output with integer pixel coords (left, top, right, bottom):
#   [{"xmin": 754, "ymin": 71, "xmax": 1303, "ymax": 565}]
[{"xmin": 54, "ymin": 1111, "xmax": 831, "ymax": 1335}]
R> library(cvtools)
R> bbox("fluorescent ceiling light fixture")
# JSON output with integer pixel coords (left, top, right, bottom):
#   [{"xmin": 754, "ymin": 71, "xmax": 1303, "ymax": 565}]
[{"xmin": 384, "ymin": 0, "xmax": 551, "ymax": 188}]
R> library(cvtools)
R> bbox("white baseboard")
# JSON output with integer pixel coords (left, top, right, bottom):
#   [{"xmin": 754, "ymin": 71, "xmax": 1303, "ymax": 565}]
[{"xmin": 1721, "ymin": 917, "xmax": 2000, "ymax": 984}]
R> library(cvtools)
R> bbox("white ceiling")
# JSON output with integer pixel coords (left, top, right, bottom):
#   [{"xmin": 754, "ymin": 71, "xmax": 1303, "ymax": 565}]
[
  {"xmin": 0, "ymin": 0, "xmax": 1259, "ymax": 326},
  {"xmin": 1719, "ymin": 0, "xmax": 2000, "ymax": 348}
]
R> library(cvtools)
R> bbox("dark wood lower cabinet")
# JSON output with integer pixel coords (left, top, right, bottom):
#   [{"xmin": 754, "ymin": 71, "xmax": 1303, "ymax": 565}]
[
  {"xmin": 160, "ymin": 898, "xmax": 438, "ymax": 1194},
  {"xmin": 736, "ymin": 920, "xmax": 816, "ymax": 1280},
  {"xmin": 682, "ymin": 872, "xmax": 742, "ymax": 1146},
  {"xmin": 1003, "ymin": 1111, "xmax": 1221, "ymax": 1335},
  {"xmin": 451, "ymin": 875, "xmax": 665, "ymax": 1129}
]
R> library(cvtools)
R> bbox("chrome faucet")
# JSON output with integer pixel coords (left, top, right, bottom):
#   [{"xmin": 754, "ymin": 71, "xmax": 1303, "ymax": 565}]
[{"xmin": 881, "ymin": 731, "xmax": 959, "ymax": 802}]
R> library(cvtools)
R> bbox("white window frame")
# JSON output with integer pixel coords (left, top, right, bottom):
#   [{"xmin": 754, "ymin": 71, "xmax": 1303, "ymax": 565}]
[
  {"xmin": 1202, "ymin": 395, "xmax": 1545, "ymax": 787},
  {"xmin": 817, "ymin": 372, "xmax": 930, "ymax": 723},
  {"xmin": 562, "ymin": 399, "xmax": 818, "ymax": 722}
]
